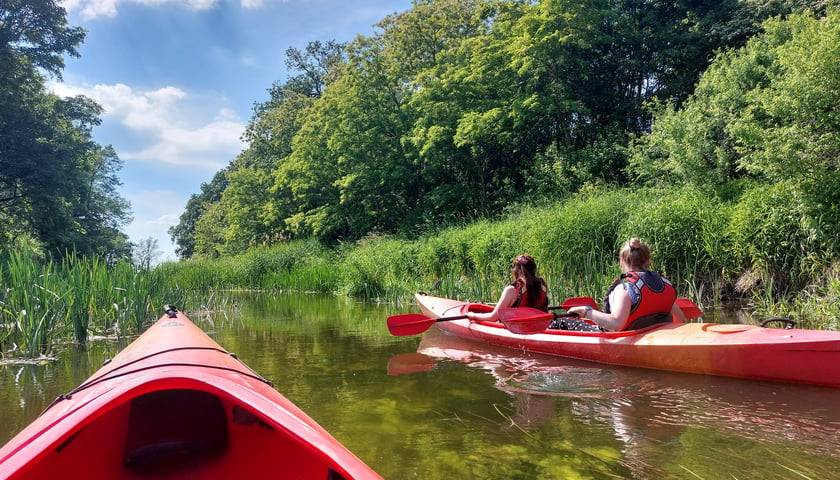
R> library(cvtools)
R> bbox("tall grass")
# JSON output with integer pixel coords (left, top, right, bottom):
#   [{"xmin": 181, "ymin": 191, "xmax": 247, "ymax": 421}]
[
  {"xmin": 0, "ymin": 250, "xmax": 214, "ymax": 358},
  {"xmin": 156, "ymin": 184, "xmax": 836, "ymax": 325},
  {"xmin": 5, "ymin": 183, "xmax": 839, "ymax": 358}
]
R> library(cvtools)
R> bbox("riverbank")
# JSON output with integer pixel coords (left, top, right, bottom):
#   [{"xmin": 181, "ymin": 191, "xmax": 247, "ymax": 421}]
[
  {"xmin": 159, "ymin": 186, "xmax": 840, "ymax": 328},
  {"xmin": 3, "ymin": 186, "xmax": 839, "ymax": 358}
]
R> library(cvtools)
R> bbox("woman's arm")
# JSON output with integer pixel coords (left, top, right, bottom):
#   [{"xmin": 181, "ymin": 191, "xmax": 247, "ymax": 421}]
[
  {"xmin": 465, "ymin": 285, "xmax": 518, "ymax": 322},
  {"xmin": 568, "ymin": 286, "xmax": 631, "ymax": 332}
]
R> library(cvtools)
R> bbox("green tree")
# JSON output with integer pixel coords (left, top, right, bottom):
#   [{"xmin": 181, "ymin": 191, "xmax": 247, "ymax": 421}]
[
  {"xmin": 169, "ymin": 170, "xmax": 228, "ymax": 259},
  {"xmin": 630, "ymin": 8, "xmax": 840, "ymax": 190},
  {"xmin": 219, "ymin": 158, "xmax": 276, "ymax": 253},
  {"xmin": 0, "ymin": 0, "xmax": 85, "ymax": 78},
  {"xmin": 1, "ymin": 0, "xmax": 130, "ymax": 259},
  {"xmin": 193, "ymin": 200, "xmax": 227, "ymax": 259}
]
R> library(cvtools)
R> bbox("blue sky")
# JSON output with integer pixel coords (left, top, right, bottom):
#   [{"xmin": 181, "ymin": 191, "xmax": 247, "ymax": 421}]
[{"xmin": 51, "ymin": 0, "xmax": 414, "ymax": 262}]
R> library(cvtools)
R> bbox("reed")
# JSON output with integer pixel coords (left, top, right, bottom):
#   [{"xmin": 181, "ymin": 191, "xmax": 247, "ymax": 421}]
[
  {"xmin": 6, "ymin": 182, "xmax": 840, "ymax": 357},
  {"xmin": 0, "ymin": 250, "xmax": 212, "ymax": 358}
]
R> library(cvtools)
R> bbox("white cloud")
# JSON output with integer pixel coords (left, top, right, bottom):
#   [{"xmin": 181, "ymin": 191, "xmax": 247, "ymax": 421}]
[
  {"xmin": 50, "ymin": 81, "xmax": 246, "ymax": 170},
  {"xmin": 123, "ymin": 109, "xmax": 244, "ymax": 168},
  {"xmin": 61, "ymin": 0, "xmax": 119, "ymax": 19},
  {"xmin": 62, "ymin": 0, "xmax": 286, "ymax": 19}
]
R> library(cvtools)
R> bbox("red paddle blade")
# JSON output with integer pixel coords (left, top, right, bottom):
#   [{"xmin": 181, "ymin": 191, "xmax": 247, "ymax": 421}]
[
  {"xmin": 386, "ymin": 313, "xmax": 435, "ymax": 336},
  {"xmin": 676, "ymin": 298, "xmax": 704, "ymax": 319},
  {"xmin": 559, "ymin": 297, "xmax": 599, "ymax": 310},
  {"xmin": 497, "ymin": 308, "xmax": 554, "ymax": 334}
]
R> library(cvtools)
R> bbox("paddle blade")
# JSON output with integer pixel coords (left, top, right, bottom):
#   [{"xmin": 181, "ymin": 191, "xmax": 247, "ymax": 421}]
[
  {"xmin": 497, "ymin": 308, "xmax": 554, "ymax": 334},
  {"xmin": 559, "ymin": 297, "xmax": 599, "ymax": 310},
  {"xmin": 676, "ymin": 298, "xmax": 704, "ymax": 319},
  {"xmin": 387, "ymin": 313, "xmax": 435, "ymax": 336}
]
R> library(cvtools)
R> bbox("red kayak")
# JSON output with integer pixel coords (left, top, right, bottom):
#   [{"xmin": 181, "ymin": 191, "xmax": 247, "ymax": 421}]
[
  {"xmin": 0, "ymin": 306, "xmax": 381, "ymax": 479},
  {"xmin": 410, "ymin": 292, "xmax": 840, "ymax": 388}
]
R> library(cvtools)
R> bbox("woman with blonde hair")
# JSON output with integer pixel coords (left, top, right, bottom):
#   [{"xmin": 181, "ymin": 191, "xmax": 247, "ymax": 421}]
[
  {"xmin": 465, "ymin": 254, "xmax": 548, "ymax": 323},
  {"xmin": 568, "ymin": 238, "xmax": 685, "ymax": 331}
]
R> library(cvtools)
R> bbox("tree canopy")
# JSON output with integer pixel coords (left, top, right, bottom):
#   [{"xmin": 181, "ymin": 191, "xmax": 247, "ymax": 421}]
[
  {"xmin": 0, "ymin": 0, "xmax": 131, "ymax": 259},
  {"xmin": 171, "ymin": 0, "xmax": 827, "ymax": 259}
]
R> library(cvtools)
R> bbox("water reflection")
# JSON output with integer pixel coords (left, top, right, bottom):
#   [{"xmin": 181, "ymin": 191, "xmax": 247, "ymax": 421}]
[
  {"xmin": 405, "ymin": 327, "xmax": 840, "ymax": 478},
  {"xmin": 3, "ymin": 294, "xmax": 839, "ymax": 479}
]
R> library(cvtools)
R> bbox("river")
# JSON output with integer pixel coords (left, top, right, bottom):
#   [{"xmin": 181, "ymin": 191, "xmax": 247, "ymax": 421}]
[{"xmin": 2, "ymin": 292, "xmax": 839, "ymax": 478}]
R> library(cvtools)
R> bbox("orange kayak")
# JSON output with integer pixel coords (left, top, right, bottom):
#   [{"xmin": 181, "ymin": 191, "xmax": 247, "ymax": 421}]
[
  {"xmin": 0, "ymin": 306, "xmax": 381, "ymax": 479},
  {"xmin": 416, "ymin": 292, "xmax": 840, "ymax": 388}
]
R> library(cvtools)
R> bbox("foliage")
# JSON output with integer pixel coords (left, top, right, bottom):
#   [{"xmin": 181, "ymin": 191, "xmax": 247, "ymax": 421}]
[
  {"xmin": 630, "ymin": 7, "xmax": 840, "ymax": 192},
  {"xmin": 0, "ymin": 0, "xmax": 131, "ymax": 260},
  {"xmin": 732, "ymin": 10, "xmax": 840, "ymax": 182},
  {"xmin": 170, "ymin": 0, "xmax": 818, "ymax": 256},
  {"xmin": 0, "ymin": 0, "xmax": 85, "ymax": 78},
  {"xmin": 169, "ymin": 170, "xmax": 228, "ymax": 259},
  {"xmin": 727, "ymin": 181, "xmax": 836, "ymax": 294},
  {"xmin": 618, "ymin": 187, "xmax": 735, "ymax": 285}
]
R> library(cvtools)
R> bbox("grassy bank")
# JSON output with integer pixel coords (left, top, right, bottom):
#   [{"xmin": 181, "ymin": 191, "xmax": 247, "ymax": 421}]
[
  {"xmin": 162, "ymin": 185, "xmax": 840, "ymax": 328},
  {"xmin": 3, "ymin": 184, "xmax": 838, "ymax": 358}
]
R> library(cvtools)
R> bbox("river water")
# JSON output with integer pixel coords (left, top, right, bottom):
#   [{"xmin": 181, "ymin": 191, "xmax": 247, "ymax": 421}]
[{"xmin": 1, "ymin": 292, "xmax": 839, "ymax": 479}]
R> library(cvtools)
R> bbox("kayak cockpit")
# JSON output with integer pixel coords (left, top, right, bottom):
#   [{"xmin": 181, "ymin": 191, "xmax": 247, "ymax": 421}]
[
  {"xmin": 16, "ymin": 386, "xmax": 349, "ymax": 479},
  {"xmin": 123, "ymin": 389, "xmax": 229, "ymax": 474}
]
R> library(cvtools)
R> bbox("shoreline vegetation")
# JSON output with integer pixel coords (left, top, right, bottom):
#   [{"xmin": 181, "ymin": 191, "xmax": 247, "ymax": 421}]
[
  {"xmin": 3, "ymin": 186, "xmax": 839, "ymax": 359},
  {"xmin": 5, "ymin": 4, "xmax": 840, "ymax": 359}
]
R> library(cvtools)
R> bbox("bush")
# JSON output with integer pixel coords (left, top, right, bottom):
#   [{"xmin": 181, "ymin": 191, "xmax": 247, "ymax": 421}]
[
  {"xmin": 727, "ymin": 181, "xmax": 830, "ymax": 294},
  {"xmin": 619, "ymin": 187, "xmax": 733, "ymax": 285}
]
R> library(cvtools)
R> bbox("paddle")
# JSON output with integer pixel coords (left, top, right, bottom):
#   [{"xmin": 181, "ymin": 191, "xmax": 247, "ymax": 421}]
[
  {"xmin": 675, "ymin": 297, "xmax": 704, "ymax": 319},
  {"xmin": 386, "ymin": 313, "xmax": 469, "ymax": 336},
  {"xmin": 550, "ymin": 296, "xmax": 704, "ymax": 319},
  {"xmin": 551, "ymin": 297, "xmax": 598, "ymax": 310},
  {"xmin": 387, "ymin": 308, "xmax": 558, "ymax": 336}
]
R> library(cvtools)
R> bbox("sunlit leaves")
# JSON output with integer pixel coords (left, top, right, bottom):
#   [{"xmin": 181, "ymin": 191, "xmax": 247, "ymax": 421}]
[{"xmin": 632, "ymin": 8, "xmax": 840, "ymax": 190}]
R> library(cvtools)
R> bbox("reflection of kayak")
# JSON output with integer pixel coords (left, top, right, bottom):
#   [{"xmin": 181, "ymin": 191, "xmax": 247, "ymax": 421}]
[
  {"xmin": 412, "ymin": 326, "xmax": 840, "ymax": 458},
  {"xmin": 0, "ymin": 306, "xmax": 381, "ymax": 479},
  {"xmin": 416, "ymin": 292, "xmax": 840, "ymax": 388}
]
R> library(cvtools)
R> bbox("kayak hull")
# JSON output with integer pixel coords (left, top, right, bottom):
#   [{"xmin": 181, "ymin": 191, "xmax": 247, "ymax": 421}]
[
  {"xmin": 415, "ymin": 292, "xmax": 840, "ymax": 388},
  {"xmin": 0, "ymin": 308, "xmax": 381, "ymax": 479}
]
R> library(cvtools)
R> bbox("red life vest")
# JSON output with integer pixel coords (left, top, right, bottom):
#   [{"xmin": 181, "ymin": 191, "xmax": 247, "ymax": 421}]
[
  {"xmin": 511, "ymin": 278, "xmax": 549, "ymax": 312},
  {"xmin": 606, "ymin": 271, "xmax": 676, "ymax": 331}
]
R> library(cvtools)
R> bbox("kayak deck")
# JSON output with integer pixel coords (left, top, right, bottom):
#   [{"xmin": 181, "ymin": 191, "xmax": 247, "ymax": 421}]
[
  {"xmin": 0, "ymin": 307, "xmax": 381, "ymax": 479},
  {"xmin": 415, "ymin": 292, "xmax": 840, "ymax": 388}
]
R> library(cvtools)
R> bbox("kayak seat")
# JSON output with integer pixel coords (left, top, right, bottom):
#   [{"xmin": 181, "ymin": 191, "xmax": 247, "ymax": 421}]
[{"xmin": 123, "ymin": 389, "xmax": 228, "ymax": 474}]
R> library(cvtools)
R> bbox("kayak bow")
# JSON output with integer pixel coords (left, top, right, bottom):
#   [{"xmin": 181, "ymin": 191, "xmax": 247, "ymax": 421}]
[{"xmin": 0, "ymin": 306, "xmax": 381, "ymax": 479}]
